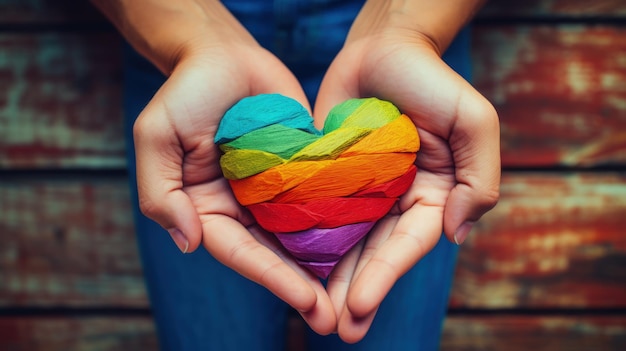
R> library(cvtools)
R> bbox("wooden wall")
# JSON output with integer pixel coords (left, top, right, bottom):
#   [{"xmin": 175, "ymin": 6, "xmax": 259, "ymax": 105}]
[{"xmin": 1, "ymin": 0, "xmax": 625, "ymax": 350}]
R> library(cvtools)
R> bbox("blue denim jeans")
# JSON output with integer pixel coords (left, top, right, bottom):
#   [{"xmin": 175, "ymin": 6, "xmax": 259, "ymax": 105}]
[{"xmin": 123, "ymin": 1, "xmax": 470, "ymax": 349}]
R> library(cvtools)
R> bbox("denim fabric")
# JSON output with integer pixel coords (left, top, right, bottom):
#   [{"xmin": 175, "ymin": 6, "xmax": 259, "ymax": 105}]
[{"xmin": 123, "ymin": 1, "xmax": 469, "ymax": 349}]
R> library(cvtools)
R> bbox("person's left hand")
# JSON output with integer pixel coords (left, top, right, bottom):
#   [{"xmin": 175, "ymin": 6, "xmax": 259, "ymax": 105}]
[{"xmin": 313, "ymin": 10, "xmax": 501, "ymax": 343}]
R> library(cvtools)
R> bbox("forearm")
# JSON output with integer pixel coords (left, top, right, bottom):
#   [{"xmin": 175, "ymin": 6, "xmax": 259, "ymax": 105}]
[
  {"xmin": 90, "ymin": 0, "xmax": 253, "ymax": 74},
  {"xmin": 350, "ymin": 0, "xmax": 486, "ymax": 54}
]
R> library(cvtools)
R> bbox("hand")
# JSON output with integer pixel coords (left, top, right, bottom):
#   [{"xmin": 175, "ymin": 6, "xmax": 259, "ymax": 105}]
[
  {"xmin": 314, "ymin": 3, "xmax": 501, "ymax": 342},
  {"xmin": 100, "ymin": 0, "xmax": 336, "ymax": 335}
]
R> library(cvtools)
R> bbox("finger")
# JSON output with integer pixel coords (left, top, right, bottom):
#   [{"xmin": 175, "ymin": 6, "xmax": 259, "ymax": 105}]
[
  {"xmin": 443, "ymin": 92, "xmax": 501, "ymax": 245},
  {"xmin": 338, "ymin": 311, "xmax": 378, "ymax": 344},
  {"xmin": 201, "ymin": 215, "xmax": 337, "ymax": 334},
  {"xmin": 133, "ymin": 102, "xmax": 203, "ymax": 253},
  {"xmin": 298, "ymin": 280, "xmax": 338, "ymax": 336},
  {"xmin": 335, "ymin": 215, "xmax": 398, "ymax": 343},
  {"xmin": 256, "ymin": 229, "xmax": 337, "ymax": 335},
  {"xmin": 326, "ymin": 238, "xmax": 365, "ymax": 318},
  {"xmin": 346, "ymin": 205, "xmax": 442, "ymax": 319},
  {"xmin": 202, "ymin": 215, "xmax": 315, "ymax": 309}
]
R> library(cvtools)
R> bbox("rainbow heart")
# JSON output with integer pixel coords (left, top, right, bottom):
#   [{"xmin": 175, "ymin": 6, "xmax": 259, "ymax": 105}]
[{"xmin": 215, "ymin": 94, "xmax": 419, "ymax": 278}]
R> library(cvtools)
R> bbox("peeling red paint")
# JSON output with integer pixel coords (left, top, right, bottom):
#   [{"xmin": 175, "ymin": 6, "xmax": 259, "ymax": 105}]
[{"xmin": 473, "ymin": 26, "xmax": 626, "ymax": 167}]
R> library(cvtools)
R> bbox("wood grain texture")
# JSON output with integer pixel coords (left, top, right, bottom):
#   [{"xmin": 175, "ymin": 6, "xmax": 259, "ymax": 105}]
[
  {"xmin": 0, "ymin": 33, "xmax": 125, "ymax": 169},
  {"xmin": 451, "ymin": 172, "xmax": 626, "ymax": 308},
  {"xmin": 442, "ymin": 316, "xmax": 626, "ymax": 351},
  {"xmin": 1, "ymin": 0, "xmax": 625, "ymax": 24},
  {"xmin": 2, "ymin": 27, "xmax": 624, "ymax": 169},
  {"xmin": 3, "ymin": 173, "xmax": 624, "ymax": 309},
  {"xmin": 0, "ymin": 316, "xmax": 158, "ymax": 351},
  {"xmin": 3, "ymin": 315, "xmax": 623, "ymax": 351},
  {"xmin": 0, "ymin": 179, "xmax": 148, "ymax": 307},
  {"xmin": 480, "ymin": 0, "xmax": 626, "ymax": 18},
  {"xmin": 1, "ymin": 0, "xmax": 624, "ymax": 349},
  {"xmin": 0, "ymin": 0, "xmax": 105, "ymax": 25},
  {"xmin": 473, "ymin": 25, "xmax": 626, "ymax": 167}
]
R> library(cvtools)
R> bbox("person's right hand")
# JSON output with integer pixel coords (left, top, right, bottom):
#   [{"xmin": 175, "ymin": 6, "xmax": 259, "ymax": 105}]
[
  {"xmin": 312, "ymin": 0, "xmax": 500, "ymax": 342},
  {"xmin": 91, "ymin": 0, "xmax": 336, "ymax": 335}
]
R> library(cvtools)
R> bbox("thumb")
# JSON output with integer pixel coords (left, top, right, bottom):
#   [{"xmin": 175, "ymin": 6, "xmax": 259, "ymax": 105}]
[
  {"xmin": 443, "ymin": 92, "xmax": 501, "ymax": 245},
  {"xmin": 133, "ymin": 100, "xmax": 203, "ymax": 253}
]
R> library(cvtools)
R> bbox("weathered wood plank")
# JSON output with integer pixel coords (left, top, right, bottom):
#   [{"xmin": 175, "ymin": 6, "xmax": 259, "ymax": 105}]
[
  {"xmin": 0, "ymin": 33, "xmax": 125, "ymax": 169},
  {"xmin": 2, "ymin": 27, "xmax": 624, "ymax": 168},
  {"xmin": 2, "ymin": 315, "xmax": 623, "ymax": 351},
  {"xmin": 1, "ymin": 0, "xmax": 625, "ymax": 24},
  {"xmin": 480, "ymin": 0, "xmax": 626, "ymax": 18},
  {"xmin": 451, "ymin": 172, "xmax": 626, "ymax": 308},
  {"xmin": 0, "ymin": 315, "xmax": 303, "ymax": 351},
  {"xmin": 473, "ymin": 25, "xmax": 626, "ymax": 167},
  {"xmin": 442, "ymin": 315, "xmax": 626, "ymax": 351},
  {"xmin": 0, "ymin": 0, "xmax": 106, "ymax": 25},
  {"xmin": 3, "ymin": 173, "xmax": 625, "ymax": 308},
  {"xmin": 0, "ymin": 316, "xmax": 158, "ymax": 351},
  {"xmin": 0, "ymin": 178, "xmax": 148, "ymax": 307}
]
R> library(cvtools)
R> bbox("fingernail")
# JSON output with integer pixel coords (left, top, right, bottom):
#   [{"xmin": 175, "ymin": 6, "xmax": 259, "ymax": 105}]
[
  {"xmin": 168, "ymin": 228, "xmax": 189, "ymax": 253},
  {"xmin": 453, "ymin": 221, "xmax": 474, "ymax": 245}
]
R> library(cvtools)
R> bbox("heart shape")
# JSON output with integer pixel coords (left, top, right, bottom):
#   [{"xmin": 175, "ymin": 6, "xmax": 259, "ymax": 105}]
[{"xmin": 214, "ymin": 94, "xmax": 419, "ymax": 278}]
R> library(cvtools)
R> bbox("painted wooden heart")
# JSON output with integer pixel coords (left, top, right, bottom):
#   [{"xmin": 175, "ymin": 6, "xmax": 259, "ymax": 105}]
[{"xmin": 214, "ymin": 94, "xmax": 419, "ymax": 278}]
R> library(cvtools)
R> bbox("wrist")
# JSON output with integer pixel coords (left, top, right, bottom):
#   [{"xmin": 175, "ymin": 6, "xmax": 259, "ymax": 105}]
[
  {"xmin": 348, "ymin": 0, "xmax": 485, "ymax": 55},
  {"xmin": 91, "ymin": 0, "xmax": 256, "ymax": 74}
]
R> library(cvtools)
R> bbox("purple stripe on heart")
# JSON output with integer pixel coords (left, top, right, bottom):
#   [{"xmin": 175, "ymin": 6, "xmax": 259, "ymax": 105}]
[
  {"xmin": 297, "ymin": 261, "xmax": 340, "ymax": 281},
  {"xmin": 274, "ymin": 221, "xmax": 376, "ymax": 277}
]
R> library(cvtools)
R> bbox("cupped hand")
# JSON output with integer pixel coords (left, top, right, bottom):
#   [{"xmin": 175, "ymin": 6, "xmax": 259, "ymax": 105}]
[
  {"xmin": 131, "ymin": 5, "xmax": 335, "ymax": 334},
  {"xmin": 314, "ymin": 29, "xmax": 501, "ymax": 342}
]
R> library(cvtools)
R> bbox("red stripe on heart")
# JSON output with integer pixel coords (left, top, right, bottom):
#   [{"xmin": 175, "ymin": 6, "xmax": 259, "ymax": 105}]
[{"xmin": 248, "ymin": 197, "xmax": 397, "ymax": 233}]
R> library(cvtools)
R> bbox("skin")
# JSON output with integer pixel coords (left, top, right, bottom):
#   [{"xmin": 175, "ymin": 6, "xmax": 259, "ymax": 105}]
[{"xmin": 91, "ymin": 0, "xmax": 500, "ymax": 343}]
